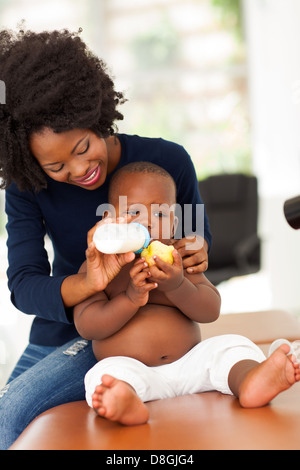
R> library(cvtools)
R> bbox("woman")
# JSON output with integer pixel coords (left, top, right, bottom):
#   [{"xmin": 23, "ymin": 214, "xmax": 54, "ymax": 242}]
[{"xmin": 0, "ymin": 28, "xmax": 211, "ymax": 449}]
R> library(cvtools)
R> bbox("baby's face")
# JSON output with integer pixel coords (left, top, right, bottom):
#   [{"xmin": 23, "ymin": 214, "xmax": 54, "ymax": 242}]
[{"xmin": 110, "ymin": 172, "xmax": 177, "ymax": 242}]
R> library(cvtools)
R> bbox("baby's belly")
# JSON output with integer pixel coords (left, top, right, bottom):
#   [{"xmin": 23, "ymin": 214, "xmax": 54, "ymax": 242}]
[{"xmin": 92, "ymin": 305, "xmax": 201, "ymax": 366}]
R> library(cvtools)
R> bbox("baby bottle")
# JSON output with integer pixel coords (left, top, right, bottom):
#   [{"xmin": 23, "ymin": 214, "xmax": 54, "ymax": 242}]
[{"xmin": 93, "ymin": 222, "xmax": 151, "ymax": 254}]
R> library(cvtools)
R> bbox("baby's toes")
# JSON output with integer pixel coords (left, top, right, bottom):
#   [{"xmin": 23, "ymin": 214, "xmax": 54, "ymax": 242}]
[{"xmin": 94, "ymin": 384, "xmax": 106, "ymax": 394}]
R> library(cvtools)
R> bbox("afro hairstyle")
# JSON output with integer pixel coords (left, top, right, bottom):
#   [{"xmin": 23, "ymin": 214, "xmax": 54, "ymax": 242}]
[{"xmin": 0, "ymin": 27, "xmax": 125, "ymax": 191}]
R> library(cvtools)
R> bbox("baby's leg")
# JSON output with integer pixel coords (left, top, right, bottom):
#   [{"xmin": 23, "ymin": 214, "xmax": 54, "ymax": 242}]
[
  {"xmin": 84, "ymin": 357, "xmax": 162, "ymax": 425},
  {"xmin": 92, "ymin": 374, "xmax": 149, "ymax": 425},
  {"xmin": 228, "ymin": 343, "xmax": 300, "ymax": 408}
]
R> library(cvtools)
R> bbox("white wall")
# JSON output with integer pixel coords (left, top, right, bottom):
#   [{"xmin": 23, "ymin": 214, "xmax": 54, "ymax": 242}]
[
  {"xmin": 243, "ymin": 0, "xmax": 300, "ymax": 315},
  {"xmin": 0, "ymin": 245, "xmax": 33, "ymax": 386}
]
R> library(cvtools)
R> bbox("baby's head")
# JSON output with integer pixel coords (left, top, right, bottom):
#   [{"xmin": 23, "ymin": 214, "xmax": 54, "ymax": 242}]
[{"xmin": 107, "ymin": 162, "xmax": 178, "ymax": 241}]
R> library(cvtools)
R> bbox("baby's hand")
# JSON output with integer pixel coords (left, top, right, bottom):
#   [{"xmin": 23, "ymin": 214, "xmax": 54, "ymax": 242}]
[
  {"xmin": 126, "ymin": 258, "xmax": 157, "ymax": 307},
  {"xmin": 147, "ymin": 249, "xmax": 184, "ymax": 292}
]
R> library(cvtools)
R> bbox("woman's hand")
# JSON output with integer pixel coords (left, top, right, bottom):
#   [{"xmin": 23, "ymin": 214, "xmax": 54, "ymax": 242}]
[
  {"xmin": 170, "ymin": 235, "xmax": 208, "ymax": 274},
  {"xmin": 83, "ymin": 216, "xmax": 136, "ymax": 294}
]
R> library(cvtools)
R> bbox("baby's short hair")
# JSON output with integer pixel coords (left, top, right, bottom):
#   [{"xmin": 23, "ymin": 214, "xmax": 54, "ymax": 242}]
[{"xmin": 108, "ymin": 161, "xmax": 176, "ymax": 202}]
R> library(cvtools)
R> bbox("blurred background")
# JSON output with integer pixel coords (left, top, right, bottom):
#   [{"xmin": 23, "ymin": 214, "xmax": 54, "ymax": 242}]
[{"xmin": 1, "ymin": 0, "xmax": 300, "ymax": 385}]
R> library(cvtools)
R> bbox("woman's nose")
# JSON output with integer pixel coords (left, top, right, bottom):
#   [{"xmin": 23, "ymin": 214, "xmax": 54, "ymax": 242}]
[{"xmin": 68, "ymin": 157, "xmax": 89, "ymax": 180}]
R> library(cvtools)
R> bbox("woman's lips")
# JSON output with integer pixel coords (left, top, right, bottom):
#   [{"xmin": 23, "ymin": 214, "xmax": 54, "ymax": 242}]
[{"xmin": 73, "ymin": 165, "xmax": 101, "ymax": 186}]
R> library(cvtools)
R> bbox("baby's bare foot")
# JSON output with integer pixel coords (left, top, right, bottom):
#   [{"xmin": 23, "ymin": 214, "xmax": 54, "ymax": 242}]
[
  {"xmin": 239, "ymin": 344, "xmax": 300, "ymax": 408},
  {"xmin": 92, "ymin": 374, "xmax": 149, "ymax": 425}
]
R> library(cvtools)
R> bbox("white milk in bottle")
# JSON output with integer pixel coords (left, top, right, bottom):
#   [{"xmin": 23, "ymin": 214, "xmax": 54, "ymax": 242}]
[{"xmin": 93, "ymin": 222, "xmax": 151, "ymax": 254}]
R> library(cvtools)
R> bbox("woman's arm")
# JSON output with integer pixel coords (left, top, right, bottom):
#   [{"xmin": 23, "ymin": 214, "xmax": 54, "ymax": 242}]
[
  {"xmin": 5, "ymin": 184, "xmax": 135, "ymax": 325},
  {"xmin": 61, "ymin": 220, "xmax": 135, "ymax": 308},
  {"xmin": 5, "ymin": 183, "xmax": 70, "ymax": 324}
]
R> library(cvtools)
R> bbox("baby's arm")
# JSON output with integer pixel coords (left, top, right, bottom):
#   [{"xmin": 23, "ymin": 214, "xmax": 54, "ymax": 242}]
[
  {"xmin": 148, "ymin": 250, "xmax": 221, "ymax": 323},
  {"xmin": 165, "ymin": 272, "xmax": 221, "ymax": 323},
  {"xmin": 74, "ymin": 258, "xmax": 157, "ymax": 340}
]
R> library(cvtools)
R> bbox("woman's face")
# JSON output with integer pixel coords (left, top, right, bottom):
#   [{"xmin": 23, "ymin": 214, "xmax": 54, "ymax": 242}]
[{"xmin": 30, "ymin": 127, "xmax": 111, "ymax": 190}]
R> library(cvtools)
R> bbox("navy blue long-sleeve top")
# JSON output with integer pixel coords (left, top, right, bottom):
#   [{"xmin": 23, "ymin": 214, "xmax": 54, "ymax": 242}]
[{"xmin": 5, "ymin": 134, "xmax": 211, "ymax": 346}]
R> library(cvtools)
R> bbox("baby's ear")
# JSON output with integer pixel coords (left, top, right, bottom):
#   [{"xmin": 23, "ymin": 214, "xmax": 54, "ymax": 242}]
[
  {"xmin": 103, "ymin": 210, "xmax": 112, "ymax": 219},
  {"xmin": 172, "ymin": 215, "xmax": 179, "ymax": 237}
]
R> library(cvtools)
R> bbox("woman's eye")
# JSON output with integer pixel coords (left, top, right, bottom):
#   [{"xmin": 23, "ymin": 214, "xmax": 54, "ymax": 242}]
[
  {"xmin": 78, "ymin": 140, "xmax": 90, "ymax": 155},
  {"xmin": 50, "ymin": 164, "xmax": 64, "ymax": 173}
]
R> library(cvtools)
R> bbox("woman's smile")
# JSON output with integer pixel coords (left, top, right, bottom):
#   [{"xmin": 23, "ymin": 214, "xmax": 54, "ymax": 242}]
[
  {"xmin": 29, "ymin": 128, "xmax": 116, "ymax": 190},
  {"xmin": 72, "ymin": 164, "xmax": 101, "ymax": 186}
]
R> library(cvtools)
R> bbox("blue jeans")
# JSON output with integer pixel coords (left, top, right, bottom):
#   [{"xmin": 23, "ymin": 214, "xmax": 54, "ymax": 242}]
[{"xmin": 0, "ymin": 337, "xmax": 97, "ymax": 450}]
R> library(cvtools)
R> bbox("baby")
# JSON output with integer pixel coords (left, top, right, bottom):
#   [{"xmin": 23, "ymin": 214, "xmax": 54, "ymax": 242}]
[{"xmin": 74, "ymin": 162, "xmax": 300, "ymax": 425}]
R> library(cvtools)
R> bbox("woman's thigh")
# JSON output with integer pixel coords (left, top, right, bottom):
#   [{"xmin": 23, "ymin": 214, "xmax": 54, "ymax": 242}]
[
  {"xmin": 7, "ymin": 343, "xmax": 56, "ymax": 383},
  {"xmin": 0, "ymin": 337, "xmax": 97, "ymax": 450}
]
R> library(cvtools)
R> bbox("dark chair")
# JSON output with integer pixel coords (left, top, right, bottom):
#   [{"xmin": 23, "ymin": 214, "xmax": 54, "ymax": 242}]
[{"xmin": 199, "ymin": 173, "xmax": 261, "ymax": 286}]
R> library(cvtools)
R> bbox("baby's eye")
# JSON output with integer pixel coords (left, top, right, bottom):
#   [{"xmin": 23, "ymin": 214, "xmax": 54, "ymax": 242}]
[
  {"xmin": 154, "ymin": 211, "xmax": 167, "ymax": 218},
  {"xmin": 127, "ymin": 210, "xmax": 140, "ymax": 216}
]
